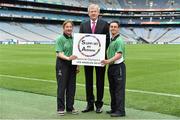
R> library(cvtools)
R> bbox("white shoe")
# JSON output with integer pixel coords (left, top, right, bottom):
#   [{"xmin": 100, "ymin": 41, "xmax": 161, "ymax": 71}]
[
  {"xmin": 67, "ymin": 109, "xmax": 79, "ymax": 115},
  {"xmin": 72, "ymin": 109, "xmax": 79, "ymax": 115},
  {"xmin": 57, "ymin": 110, "xmax": 65, "ymax": 116}
]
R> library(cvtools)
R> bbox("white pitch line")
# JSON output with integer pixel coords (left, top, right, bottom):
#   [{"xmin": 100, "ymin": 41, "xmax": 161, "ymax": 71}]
[{"xmin": 0, "ymin": 74, "xmax": 180, "ymax": 98}]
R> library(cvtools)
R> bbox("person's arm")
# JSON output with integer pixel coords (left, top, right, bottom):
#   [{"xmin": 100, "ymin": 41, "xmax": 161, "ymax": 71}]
[
  {"xmin": 101, "ymin": 52, "xmax": 122, "ymax": 65},
  {"xmin": 56, "ymin": 52, "xmax": 77, "ymax": 61}
]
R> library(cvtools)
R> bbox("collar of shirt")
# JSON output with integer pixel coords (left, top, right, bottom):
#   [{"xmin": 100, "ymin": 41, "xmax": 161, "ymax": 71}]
[
  {"xmin": 90, "ymin": 19, "xmax": 98, "ymax": 28},
  {"xmin": 63, "ymin": 33, "xmax": 72, "ymax": 39},
  {"xmin": 111, "ymin": 34, "xmax": 120, "ymax": 41}
]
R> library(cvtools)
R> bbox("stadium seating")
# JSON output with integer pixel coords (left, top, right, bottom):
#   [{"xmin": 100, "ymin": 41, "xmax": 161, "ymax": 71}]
[
  {"xmin": 13, "ymin": 0, "xmax": 180, "ymax": 9},
  {"xmin": 0, "ymin": 22, "xmax": 82, "ymax": 42},
  {"xmin": 0, "ymin": 0, "xmax": 179, "ymax": 44},
  {"xmin": 0, "ymin": 9, "xmax": 87, "ymax": 22},
  {"xmin": 121, "ymin": 27, "xmax": 180, "ymax": 43},
  {"xmin": 1, "ymin": 21, "xmax": 179, "ymax": 44},
  {"xmin": 0, "ymin": 22, "xmax": 57, "ymax": 42},
  {"xmin": 117, "ymin": 0, "xmax": 180, "ymax": 9}
]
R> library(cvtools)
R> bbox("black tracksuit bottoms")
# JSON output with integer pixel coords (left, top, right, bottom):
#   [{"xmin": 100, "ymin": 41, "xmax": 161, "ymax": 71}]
[
  {"xmin": 56, "ymin": 57, "xmax": 77, "ymax": 111},
  {"xmin": 108, "ymin": 62, "xmax": 126, "ymax": 114}
]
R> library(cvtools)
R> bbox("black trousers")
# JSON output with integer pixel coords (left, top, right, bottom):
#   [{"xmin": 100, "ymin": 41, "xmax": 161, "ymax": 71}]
[
  {"xmin": 56, "ymin": 58, "xmax": 77, "ymax": 111},
  {"xmin": 108, "ymin": 62, "xmax": 126, "ymax": 113},
  {"xmin": 84, "ymin": 66, "xmax": 105, "ymax": 108}
]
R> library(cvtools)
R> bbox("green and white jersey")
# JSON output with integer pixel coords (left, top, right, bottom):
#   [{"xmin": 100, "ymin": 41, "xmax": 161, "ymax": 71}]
[
  {"xmin": 107, "ymin": 34, "xmax": 125, "ymax": 64},
  {"xmin": 55, "ymin": 33, "xmax": 73, "ymax": 57}
]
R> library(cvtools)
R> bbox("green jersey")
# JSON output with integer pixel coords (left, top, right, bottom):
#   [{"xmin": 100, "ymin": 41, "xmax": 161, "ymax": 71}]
[
  {"xmin": 107, "ymin": 34, "xmax": 125, "ymax": 64},
  {"xmin": 55, "ymin": 33, "xmax": 73, "ymax": 57}
]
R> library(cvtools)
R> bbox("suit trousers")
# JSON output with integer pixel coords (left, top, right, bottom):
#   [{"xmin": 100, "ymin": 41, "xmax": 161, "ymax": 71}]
[
  {"xmin": 84, "ymin": 66, "xmax": 105, "ymax": 108},
  {"xmin": 108, "ymin": 62, "xmax": 126, "ymax": 114},
  {"xmin": 56, "ymin": 58, "xmax": 77, "ymax": 111}
]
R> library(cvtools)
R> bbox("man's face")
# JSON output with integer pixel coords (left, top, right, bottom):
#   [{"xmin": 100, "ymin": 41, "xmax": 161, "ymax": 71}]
[
  {"xmin": 63, "ymin": 22, "xmax": 73, "ymax": 36},
  {"xmin": 110, "ymin": 23, "xmax": 120, "ymax": 36},
  {"xmin": 88, "ymin": 7, "xmax": 99, "ymax": 21}
]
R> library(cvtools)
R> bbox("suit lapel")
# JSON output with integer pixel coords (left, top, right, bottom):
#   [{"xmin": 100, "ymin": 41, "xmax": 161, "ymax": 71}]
[
  {"xmin": 94, "ymin": 19, "xmax": 101, "ymax": 34},
  {"xmin": 87, "ymin": 20, "xmax": 92, "ymax": 33}
]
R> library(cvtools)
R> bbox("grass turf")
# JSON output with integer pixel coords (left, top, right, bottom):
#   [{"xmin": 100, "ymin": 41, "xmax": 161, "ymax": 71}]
[
  {"xmin": 0, "ymin": 44, "xmax": 180, "ymax": 117},
  {"xmin": 1, "ymin": 88, "xmax": 179, "ymax": 119}
]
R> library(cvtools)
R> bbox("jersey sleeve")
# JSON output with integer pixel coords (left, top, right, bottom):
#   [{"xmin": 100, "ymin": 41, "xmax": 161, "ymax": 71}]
[
  {"xmin": 55, "ymin": 36, "xmax": 64, "ymax": 53},
  {"xmin": 115, "ymin": 38, "xmax": 124, "ymax": 53}
]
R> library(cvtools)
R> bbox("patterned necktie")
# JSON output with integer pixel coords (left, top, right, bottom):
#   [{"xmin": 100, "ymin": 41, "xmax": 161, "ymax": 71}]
[{"xmin": 91, "ymin": 21, "xmax": 96, "ymax": 34}]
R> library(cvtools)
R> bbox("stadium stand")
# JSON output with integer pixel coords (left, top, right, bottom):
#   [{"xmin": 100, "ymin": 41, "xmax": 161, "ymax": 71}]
[
  {"xmin": 1, "ymin": 21, "xmax": 179, "ymax": 44},
  {"xmin": 0, "ymin": 22, "xmax": 56, "ymax": 43},
  {"xmin": 0, "ymin": 21, "xmax": 81, "ymax": 43},
  {"xmin": 0, "ymin": 0, "xmax": 180, "ymax": 44},
  {"xmin": 34, "ymin": 0, "xmax": 180, "ymax": 9},
  {"xmin": 120, "ymin": 27, "xmax": 180, "ymax": 43}
]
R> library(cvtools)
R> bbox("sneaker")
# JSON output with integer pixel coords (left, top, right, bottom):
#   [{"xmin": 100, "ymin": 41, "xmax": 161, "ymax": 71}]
[
  {"xmin": 72, "ymin": 109, "xmax": 79, "ymax": 115},
  {"xmin": 67, "ymin": 109, "xmax": 79, "ymax": 115},
  {"xmin": 96, "ymin": 107, "xmax": 103, "ymax": 113},
  {"xmin": 57, "ymin": 110, "xmax": 65, "ymax": 116}
]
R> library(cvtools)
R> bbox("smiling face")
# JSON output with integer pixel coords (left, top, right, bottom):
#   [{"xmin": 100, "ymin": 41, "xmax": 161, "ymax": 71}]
[
  {"xmin": 110, "ymin": 22, "xmax": 120, "ymax": 36},
  {"xmin": 88, "ymin": 4, "xmax": 100, "ymax": 21},
  {"xmin": 63, "ymin": 22, "xmax": 73, "ymax": 36}
]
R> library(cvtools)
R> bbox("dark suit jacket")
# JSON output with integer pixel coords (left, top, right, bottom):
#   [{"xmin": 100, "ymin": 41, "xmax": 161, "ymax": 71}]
[{"xmin": 79, "ymin": 19, "xmax": 110, "ymax": 50}]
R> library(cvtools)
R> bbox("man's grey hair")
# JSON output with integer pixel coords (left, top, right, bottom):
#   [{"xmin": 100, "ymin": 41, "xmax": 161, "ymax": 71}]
[{"xmin": 88, "ymin": 3, "xmax": 100, "ymax": 12}]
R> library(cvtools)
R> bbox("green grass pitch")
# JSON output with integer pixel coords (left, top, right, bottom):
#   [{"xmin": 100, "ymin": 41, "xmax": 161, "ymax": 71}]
[{"xmin": 0, "ymin": 44, "xmax": 180, "ymax": 117}]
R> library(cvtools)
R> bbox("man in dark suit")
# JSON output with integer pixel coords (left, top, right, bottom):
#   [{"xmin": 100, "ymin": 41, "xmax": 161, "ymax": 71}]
[{"xmin": 79, "ymin": 3, "xmax": 110, "ymax": 113}]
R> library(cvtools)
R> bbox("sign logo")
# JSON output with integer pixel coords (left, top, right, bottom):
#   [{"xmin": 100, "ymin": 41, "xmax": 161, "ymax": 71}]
[{"xmin": 78, "ymin": 35, "xmax": 101, "ymax": 57}]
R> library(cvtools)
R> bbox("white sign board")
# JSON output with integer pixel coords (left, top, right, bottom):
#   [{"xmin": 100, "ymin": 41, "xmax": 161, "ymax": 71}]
[{"xmin": 72, "ymin": 33, "xmax": 106, "ymax": 66}]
